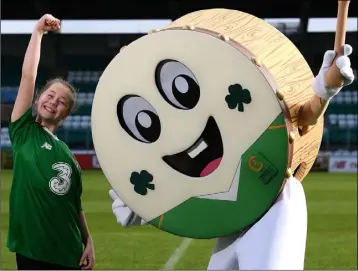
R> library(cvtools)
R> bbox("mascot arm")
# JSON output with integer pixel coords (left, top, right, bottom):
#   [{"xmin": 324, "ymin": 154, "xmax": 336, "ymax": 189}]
[
  {"xmin": 128, "ymin": 214, "xmax": 148, "ymax": 226},
  {"xmin": 109, "ymin": 189, "xmax": 148, "ymax": 227},
  {"xmin": 298, "ymin": 44, "xmax": 354, "ymax": 126}
]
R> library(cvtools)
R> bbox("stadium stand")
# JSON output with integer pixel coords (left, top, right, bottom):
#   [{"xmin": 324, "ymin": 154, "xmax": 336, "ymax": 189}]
[
  {"xmin": 1, "ymin": 59, "xmax": 102, "ymax": 149},
  {"xmin": 322, "ymin": 80, "xmax": 357, "ymax": 152},
  {"xmin": 1, "ymin": 51, "xmax": 357, "ymax": 155}
]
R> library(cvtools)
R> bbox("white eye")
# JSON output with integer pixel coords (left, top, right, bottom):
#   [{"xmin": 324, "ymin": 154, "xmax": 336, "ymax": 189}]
[
  {"xmin": 155, "ymin": 60, "xmax": 200, "ymax": 110},
  {"xmin": 117, "ymin": 95, "xmax": 161, "ymax": 143}
]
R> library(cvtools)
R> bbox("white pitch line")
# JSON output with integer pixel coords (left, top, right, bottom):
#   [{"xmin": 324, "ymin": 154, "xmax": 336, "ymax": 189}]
[{"xmin": 162, "ymin": 238, "xmax": 193, "ymax": 270}]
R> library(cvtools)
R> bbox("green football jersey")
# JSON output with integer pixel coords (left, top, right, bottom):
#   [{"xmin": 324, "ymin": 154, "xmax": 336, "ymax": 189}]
[{"xmin": 7, "ymin": 108, "xmax": 83, "ymax": 268}]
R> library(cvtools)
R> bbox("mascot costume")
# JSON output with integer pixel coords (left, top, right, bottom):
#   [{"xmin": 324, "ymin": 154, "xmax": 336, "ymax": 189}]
[{"xmin": 91, "ymin": 3, "xmax": 354, "ymax": 270}]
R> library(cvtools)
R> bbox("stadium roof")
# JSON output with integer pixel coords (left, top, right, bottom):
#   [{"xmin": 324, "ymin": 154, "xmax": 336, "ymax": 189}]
[{"xmin": 2, "ymin": 0, "xmax": 357, "ymax": 20}]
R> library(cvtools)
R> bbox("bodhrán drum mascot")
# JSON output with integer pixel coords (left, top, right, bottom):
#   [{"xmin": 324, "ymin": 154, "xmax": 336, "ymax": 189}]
[{"xmin": 91, "ymin": 9, "xmax": 355, "ymax": 270}]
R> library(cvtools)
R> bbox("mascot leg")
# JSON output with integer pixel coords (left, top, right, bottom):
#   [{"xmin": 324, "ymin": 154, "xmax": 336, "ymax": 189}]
[
  {"xmin": 207, "ymin": 234, "xmax": 240, "ymax": 269},
  {"xmin": 236, "ymin": 176, "xmax": 307, "ymax": 270}
]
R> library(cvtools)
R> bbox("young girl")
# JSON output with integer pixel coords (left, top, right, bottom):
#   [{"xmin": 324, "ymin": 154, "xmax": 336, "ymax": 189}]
[{"xmin": 7, "ymin": 14, "xmax": 95, "ymax": 270}]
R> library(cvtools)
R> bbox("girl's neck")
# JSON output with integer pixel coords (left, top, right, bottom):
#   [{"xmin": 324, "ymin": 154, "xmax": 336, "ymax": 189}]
[
  {"xmin": 36, "ymin": 116, "xmax": 57, "ymax": 133},
  {"xmin": 41, "ymin": 121, "xmax": 57, "ymax": 133}
]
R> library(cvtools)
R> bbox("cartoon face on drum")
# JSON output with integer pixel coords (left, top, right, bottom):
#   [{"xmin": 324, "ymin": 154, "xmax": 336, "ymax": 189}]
[
  {"xmin": 118, "ymin": 59, "xmax": 227, "ymax": 179},
  {"xmin": 91, "ymin": 29, "xmax": 288, "ymax": 225}
]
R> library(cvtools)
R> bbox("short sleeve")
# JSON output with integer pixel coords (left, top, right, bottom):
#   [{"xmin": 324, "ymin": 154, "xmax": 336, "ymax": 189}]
[{"xmin": 8, "ymin": 108, "xmax": 36, "ymax": 149}]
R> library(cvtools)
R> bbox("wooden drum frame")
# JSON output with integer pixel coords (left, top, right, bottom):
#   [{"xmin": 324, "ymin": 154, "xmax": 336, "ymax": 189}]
[{"xmin": 159, "ymin": 9, "xmax": 324, "ymax": 181}]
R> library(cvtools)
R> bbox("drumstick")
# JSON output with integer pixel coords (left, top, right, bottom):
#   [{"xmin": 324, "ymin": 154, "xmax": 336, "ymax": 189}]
[
  {"xmin": 324, "ymin": 0, "xmax": 350, "ymax": 87},
  {"xmin": 298, "ymin": 0, "xmax": 350, "ymax": 126}
]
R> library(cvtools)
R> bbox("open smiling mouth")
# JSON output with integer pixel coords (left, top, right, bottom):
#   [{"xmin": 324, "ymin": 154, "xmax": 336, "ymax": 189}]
[{"xmin": 163, "ymin": 117, "xmax": 223, "ymax": 177}]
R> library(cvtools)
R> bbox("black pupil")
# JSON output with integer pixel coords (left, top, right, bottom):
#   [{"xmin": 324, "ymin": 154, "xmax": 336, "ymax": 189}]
[
  {"xmin": 172, "ymin": 75, "xmax": 200, "ymax": 109},
  {"xmin": 135, "ymin": 110, "xmax": 160, "ymax": 142}
]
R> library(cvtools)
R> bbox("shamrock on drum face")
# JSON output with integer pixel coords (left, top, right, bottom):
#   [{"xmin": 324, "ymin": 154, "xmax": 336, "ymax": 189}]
[{"xmin": 92, "ymin": 29, "xmax": 291, "ymax": 238}]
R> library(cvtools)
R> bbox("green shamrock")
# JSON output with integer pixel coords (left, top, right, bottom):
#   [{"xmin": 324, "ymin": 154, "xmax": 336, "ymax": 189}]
[
  {"xmin": 130, "ymin": 170, "xmax": 155, "ymax": 196},
  {"xmin": 225, "ymin": 84, "xmax": 252, "ymax": 112}
]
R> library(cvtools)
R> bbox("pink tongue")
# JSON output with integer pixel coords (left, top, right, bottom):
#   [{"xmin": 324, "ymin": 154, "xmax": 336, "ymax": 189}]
[{"xmin": 200, "ymin": 157, "xmax": 222, "ymax": 177}]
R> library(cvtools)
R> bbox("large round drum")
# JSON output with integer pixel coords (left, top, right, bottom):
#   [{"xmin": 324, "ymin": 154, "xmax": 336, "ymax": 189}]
[{"xmin": 91, "ymin": 9, "xmax": 324, "ymax": 239}]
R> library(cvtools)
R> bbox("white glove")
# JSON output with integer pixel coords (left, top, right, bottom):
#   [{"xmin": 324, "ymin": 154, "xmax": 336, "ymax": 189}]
[
  {"xmin": 109, "ymin": 189, "xmax": 147, "ymax": 227},
  {"xmin": 109, "ymin": 189, "xmax": 133, "ymax": 226},
  {"xmin": 312, "ymin": 44, "xmax": 355, "ymax": 101}
]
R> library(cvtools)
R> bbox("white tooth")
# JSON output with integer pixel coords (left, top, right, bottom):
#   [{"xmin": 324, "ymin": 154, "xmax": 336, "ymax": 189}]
[{"xmin": 187, "ymin": 139, "xmax": 208, "ymax": 158}]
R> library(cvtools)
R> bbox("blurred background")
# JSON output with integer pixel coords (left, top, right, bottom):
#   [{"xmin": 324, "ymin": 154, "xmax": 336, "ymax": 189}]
[
  {"xmin": 1, "ymin": 0, "xmax": 357, "ymax": 269},
  {"xmin": 1, "ymin": 0, "xmax": 357, "ymax": 172}
]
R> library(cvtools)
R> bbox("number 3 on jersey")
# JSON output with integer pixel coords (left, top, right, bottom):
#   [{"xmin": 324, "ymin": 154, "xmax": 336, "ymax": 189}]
[{"xmin": 49, "ymin": 162, "xmax": 72, "ymax": 195}]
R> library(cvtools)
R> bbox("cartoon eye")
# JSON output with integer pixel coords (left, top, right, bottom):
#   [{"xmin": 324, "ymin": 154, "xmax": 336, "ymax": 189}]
[
  {"xmin": 155, "ymin": 60, "xmax": 200, "ymax": 110},
  {"xmin": 117, "ymin": 95, "xmax": 161, "ymax": 143}
]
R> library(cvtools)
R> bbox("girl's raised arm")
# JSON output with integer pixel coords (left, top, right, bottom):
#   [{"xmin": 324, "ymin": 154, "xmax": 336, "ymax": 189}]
[{"xmin": 11, "ymin": 14, "xmax": 60, "ymax": 122}]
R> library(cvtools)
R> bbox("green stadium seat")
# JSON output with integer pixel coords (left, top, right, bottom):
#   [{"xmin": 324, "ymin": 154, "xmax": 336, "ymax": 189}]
[
  {"xmin": 73, "ymin": 105, "xmax": 92, "ymax": 116},
  {"xmin": 72, "ymin": 82, "xmax": 97, "ymax": 93},
  {"xmin": 323, "ymin": 127, "xmax": 357, "ymax": 148},
  {"xmin": 343, "ymin": 80, "xmax": 357, "ymax": 91},
  {"xmin": 68, "ymin": 71, "xmax": 101, "ymax": 84},
  {"xmin": 326, "ymin": 104, "xmax": 357, "ymax": 114},
  {"xmin": 56, "ymin": 128, "xmax": 92, "ymax": 149}
]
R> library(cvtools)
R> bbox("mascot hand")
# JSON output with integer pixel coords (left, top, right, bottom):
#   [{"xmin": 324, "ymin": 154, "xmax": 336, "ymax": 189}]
[
  {"xmin": 109, "ymin": 189, "xmax": 147, "ymax": 227},
  {"xmin": 313, "ymin": 44, "xmax": 355, "ymax": 101},
  {"xmin": 109, "ymin": 189, "xmax": 134, "ymax": 227}
]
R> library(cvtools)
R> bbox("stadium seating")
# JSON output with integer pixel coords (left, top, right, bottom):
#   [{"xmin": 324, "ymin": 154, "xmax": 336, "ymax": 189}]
[
  {"xmin": 320, "ymin": 82, "xmax": 358, "ymax": 150},
  {"xmin": 1, "ymin": 67, "xmax": 99, "ymax": 149},
  {"xmin": 1, "ymin": 127, "xmax": 11, "ymax": 148},
  {"xmin": 1, "ymin": 117, "xmax": 93, "ymax": 149},
  {"xmin": 61, "ymin": 115, "xmax": 91, "ymax": 130},
  {"xmin": 1, "ymin": 87, "xmax": 18, "ymax": 104},
  {"xmin": 1, "ymin": 62, "xmax": 356, "ymax": 151},
  {"xmin": 67, "ymin": 70, "xmax": 102, "ymax": 85},
  {"xmin": 327, "ymin": 114, "xmax": 357, "ymax": 128}
]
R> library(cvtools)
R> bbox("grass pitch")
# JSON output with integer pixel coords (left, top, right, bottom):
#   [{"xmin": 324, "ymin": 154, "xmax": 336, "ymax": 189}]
[{"xmin": 1, "ymin": 170, "xmax": 356, "ymax": 269}]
